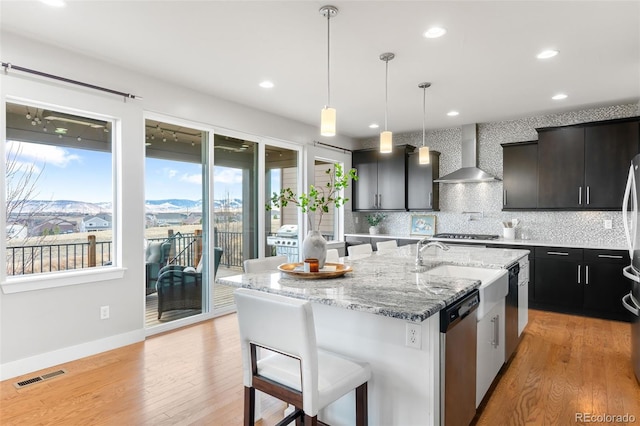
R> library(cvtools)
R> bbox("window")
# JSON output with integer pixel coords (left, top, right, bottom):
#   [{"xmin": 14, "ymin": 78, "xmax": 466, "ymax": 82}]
[{"xmin": 4, "ymin": 102, "xmax": 115, "ymax": 278}]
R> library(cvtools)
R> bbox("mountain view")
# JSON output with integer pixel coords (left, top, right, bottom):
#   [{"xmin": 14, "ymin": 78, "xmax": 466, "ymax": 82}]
[{"xmin": 12, "ymin": 198, "xmax": 244, "ymax": 215}]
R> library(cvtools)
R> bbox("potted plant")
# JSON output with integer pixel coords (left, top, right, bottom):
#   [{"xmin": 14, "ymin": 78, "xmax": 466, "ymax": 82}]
[
  {"xmin": 267, "ymin": 164, "xmax": 358, "ymax": 267},
  {"xmin": 366, "ymin": 213, "xmax": 386, "ymax": 235}
]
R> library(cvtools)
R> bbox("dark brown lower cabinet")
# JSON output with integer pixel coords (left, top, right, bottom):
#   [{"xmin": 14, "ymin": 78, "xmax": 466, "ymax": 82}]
[{"xmin": 533, "ymin": 246, "xmax": 632, "ymax": 321}]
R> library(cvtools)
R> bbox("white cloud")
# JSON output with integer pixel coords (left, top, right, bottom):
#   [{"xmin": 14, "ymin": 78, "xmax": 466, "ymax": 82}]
[
  {"xmin": 7, "ymin": 140, "xmax": 80, "ymax": 168},
  {"xmin": 214, "ymin": 167, "xmax": 242, "ymax": 184},
  {"xmin": 180, "ymin": 173, "xmax": 202, "ymax": 184},
  {"xmin": 166, "ymin": 169, "xmax": 178, "ymax": 179}
]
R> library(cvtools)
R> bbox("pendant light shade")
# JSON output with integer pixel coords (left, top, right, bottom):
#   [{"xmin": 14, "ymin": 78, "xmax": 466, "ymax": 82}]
[
  {"xmin": 380, "ymin": 130, "xmax": 393, "ymax": 153},
  {"xmin": 418, "ymin": 82, "xmax": 432, "ymax": 165},
  {"xmin": 419, "ymin": 145, "xmax": 430, "ymax": 164},
  {"xmin": 319, "ymin": 5, "xmax": 338, "ymax": 137},
  {"xmin": 380, "ymin": 52, "xmax": 395, "ymax": 153}
]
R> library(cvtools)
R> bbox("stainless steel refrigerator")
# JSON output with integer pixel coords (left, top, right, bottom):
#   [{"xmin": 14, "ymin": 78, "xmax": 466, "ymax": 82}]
[{"xmin": 621, "ymin": 155, "xmax": 640, "ymax": 383}]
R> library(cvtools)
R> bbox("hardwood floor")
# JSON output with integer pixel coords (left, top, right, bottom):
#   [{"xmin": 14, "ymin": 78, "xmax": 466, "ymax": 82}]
[{"xmin": 1, "ymin": 310, "xmax": 638, "ymax": 425}]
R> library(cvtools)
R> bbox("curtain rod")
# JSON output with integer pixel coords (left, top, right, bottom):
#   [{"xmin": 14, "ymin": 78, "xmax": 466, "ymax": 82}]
[
  {"xmin": 1, "ymin": 62, "xmax": 142, "ymax": 100},
  {"xmin": 313, "ymin": 140, "xmax": 352, "ymax": 154}
]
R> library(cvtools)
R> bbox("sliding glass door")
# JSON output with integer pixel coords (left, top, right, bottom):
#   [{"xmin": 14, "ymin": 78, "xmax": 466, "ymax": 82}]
[{"xmin": 144, "ymin": 116, "xmax": 209, "ymax": 330}]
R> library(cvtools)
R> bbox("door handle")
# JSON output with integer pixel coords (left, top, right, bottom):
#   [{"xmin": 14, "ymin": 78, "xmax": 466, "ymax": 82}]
[
  {"xmin": 578, "ymin": 186, "xmax": 582, "ymax": 205},
  {"xmin": 577, "ymin": 264, "xmax": 581, "ymax": 284},
  {"xmin": 585, "ymin": 265, "xmax": 589, "ymax": 285}
]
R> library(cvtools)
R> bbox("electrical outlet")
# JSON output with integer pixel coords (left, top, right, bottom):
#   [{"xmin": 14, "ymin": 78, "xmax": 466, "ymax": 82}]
[
  {"xmin": 355, "ymin": 216, "xmax": 359, "ymax": 224},
  {"xmin": 100, "ymin": 305, "xmax": 110, "ymax": 320},
  {"xmin": 604, "ymin": 219, "xmax": 613, "ymax": 229},
  {"xmin": 405, "ymin": 323, "xmax": 421, "ymax": 349}
]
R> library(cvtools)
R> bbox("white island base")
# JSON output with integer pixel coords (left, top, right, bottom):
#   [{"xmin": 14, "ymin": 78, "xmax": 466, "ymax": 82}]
[{"xmin": 311, "ymin": 303, "xmax": 441, "ymax": 426}]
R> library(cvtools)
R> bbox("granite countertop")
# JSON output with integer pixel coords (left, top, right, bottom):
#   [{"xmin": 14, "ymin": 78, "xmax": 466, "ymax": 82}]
[
  {"xmin": 345, "ymin": 233, "xmax": 626, "ymax": 251},
  {"xmin": 217, "ymin": 245, "xmax": 529, "ymax": 323}
]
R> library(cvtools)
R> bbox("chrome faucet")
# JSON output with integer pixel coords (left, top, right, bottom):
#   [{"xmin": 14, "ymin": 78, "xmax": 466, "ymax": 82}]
[{"xmin": 415, "ymin": 238, "xmax": 450, "ymax": 266}]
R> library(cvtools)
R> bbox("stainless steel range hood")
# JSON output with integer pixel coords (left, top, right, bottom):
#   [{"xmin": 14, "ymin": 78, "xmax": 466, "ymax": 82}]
[{"xmin": 434, "ymin": 123, "xmax": 500, "ymax": 183}]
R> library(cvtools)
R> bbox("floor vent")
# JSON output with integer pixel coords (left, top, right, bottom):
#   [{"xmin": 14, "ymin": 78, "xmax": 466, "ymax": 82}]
[{"xmin": 14, "ymin": 369, "xmax": 67, "ymax": 389}]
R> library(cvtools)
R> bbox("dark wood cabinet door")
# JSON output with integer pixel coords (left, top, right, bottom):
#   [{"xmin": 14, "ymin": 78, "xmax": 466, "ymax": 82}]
[
  {"xmin": 407, "ymin": 151, "xmax": 440, "ymax": 210},
  {"xmin": 537, "ymin": 127, "xmax": 585, "ymax": 208},
  {"xmin": 352, "ymin": 150, "xmax": 378, "ymax": 211},
  {"xmin": 377, "ymin": 148, "xmax": 407, "ymax": 210},
  {"xmin": 584, "ymin": 121, "xmax": 639, "ymax": 209},
  {"xmin": 502, "ymin": 142, "xmax": 538, "ymax": 209},
  {"xmin": 535, "ymin": 257, "xmax": 584, "ymax": 308},
  {"xmin": 584, "ymin": 249, "xmax": 633, "ymax": 321}
]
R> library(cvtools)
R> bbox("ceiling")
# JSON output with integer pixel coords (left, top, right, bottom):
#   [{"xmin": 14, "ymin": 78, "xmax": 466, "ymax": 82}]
[{"xmin": 1, "ymin": 1, "xmax": 639, "ymax": 139}]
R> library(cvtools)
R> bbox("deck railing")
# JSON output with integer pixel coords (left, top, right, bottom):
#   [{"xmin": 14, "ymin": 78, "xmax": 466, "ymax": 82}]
[{"xmin": 6, "ymin": 229, "xmax": 245, "ymax": 276}]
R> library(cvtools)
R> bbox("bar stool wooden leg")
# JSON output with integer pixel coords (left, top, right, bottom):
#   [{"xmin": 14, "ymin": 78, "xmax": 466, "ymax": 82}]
[
  {"xmin": 355, "ymin": 382, "xmax": 368, "ymax": 426},
  {"xmin": 244, "ymin": 386, "xmax": 255, "ymax": 426}
]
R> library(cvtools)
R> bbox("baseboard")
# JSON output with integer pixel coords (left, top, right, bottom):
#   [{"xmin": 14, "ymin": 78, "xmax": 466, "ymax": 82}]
[{"xmin": 0, "ymin": 329, "xmax": 145, "ymax": 381}]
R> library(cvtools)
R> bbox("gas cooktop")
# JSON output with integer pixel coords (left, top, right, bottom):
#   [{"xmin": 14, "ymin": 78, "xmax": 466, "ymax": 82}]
[{"xmin": 432, "ymin": 233, "xmax": 500, "ymax": 240}]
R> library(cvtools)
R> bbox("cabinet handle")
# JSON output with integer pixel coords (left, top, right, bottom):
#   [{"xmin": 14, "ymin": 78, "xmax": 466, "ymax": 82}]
[
  {"xmin": 378, "ymin": 194, "xmax": 382, "ymax": 208},
  {"xmin": 547, "ymin": 251, "xmax": 569, "ymax": 256},
  {"xmin": 586, "ymin": 186, "xmax": 590, "ymax": 205},
  {"xmin": 585, "ymin": 265, "xmax": 589, "ymax": 285},
  {"xmin": 578, "ymin": 186, "xmax": 582, "ymax": 205},
  {"xmin": 598, "ymin": 254, "xmax": 623, "ymax": 259},
  {"xmin": 429, "ymin": 192, "xmax": 433, "ymax": 208},
  {"xmin": 578, "ymin": 265, "xmax": 581, "ymax": 284},
  {"xmin": 504, "ymin": 190, "xmax": 507, "ymax": 206},
  {"xmin": 492, "ymin": 315, "xmax": 500, "ymax": 348}
]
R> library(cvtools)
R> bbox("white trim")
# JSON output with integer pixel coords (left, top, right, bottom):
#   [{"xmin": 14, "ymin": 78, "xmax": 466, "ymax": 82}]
[
  {"xmin": 1, "ymin": 267, "xmax": 126, "ymax": 294},
  {"xmin": 0, "ymin": 328, "xmax": 144, "ymax": 381}
]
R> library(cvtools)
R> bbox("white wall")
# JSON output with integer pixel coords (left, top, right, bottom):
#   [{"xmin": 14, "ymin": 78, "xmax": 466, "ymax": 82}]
[{"xmin": 0, "ymin": 32, "xmax": 356, "ymax": 380}]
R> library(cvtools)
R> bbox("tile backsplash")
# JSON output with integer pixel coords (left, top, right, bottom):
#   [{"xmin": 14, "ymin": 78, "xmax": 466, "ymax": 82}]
[{"xmin": 345, "ymin": 103, "xmax": 640, "ymax": 248}]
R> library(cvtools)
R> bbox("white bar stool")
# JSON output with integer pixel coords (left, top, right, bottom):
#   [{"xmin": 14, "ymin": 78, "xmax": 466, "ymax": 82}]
[
  {"xmin": 347, "ymin": 243, "xmax": 373, "ymax": 259},
  {"xmin": 243, "ymin": 255, "xmax": 288, "ymax": 273},
  {"xmin": 234, "ymin": 288, "xmax": 371, "ymax": 425}
]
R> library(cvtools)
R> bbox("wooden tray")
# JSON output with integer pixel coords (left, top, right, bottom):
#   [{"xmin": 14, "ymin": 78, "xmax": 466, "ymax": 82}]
[{"xmin": 277, "ymin": 262, "xmax": 353, "ymax": 279}]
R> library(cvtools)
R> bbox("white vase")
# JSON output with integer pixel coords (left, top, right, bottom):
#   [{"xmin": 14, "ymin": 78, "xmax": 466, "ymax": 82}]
[
  {"xmin": 301, "ymin": 230, "xmax": 327, "ymax": 268},
  {"xmin": 369, "ymin": 226, "xmax": 379, "ymax": 235}
]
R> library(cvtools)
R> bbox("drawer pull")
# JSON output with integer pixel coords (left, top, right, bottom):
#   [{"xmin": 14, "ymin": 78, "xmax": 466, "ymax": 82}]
[
  {"xmin": 547, "ymin": 251, "xmax": 569, "ymax": 256},
  {"xmin": 598, "ymin": 254, "xmax": 623, "ymax": 259}
]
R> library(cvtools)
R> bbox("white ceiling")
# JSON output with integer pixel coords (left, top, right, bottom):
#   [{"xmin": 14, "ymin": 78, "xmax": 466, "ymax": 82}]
[{"xmin": 1, "ymin": 1, "xmax": 639, "ymax": 139}]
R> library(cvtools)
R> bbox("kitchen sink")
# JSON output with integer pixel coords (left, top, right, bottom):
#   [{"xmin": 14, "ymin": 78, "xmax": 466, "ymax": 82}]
[{"xmin": 425, "ymin": 265, "xmax": 509, "ymax": 320}]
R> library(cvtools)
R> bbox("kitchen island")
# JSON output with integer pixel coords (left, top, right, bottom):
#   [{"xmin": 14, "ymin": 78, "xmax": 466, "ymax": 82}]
[{"xmin": 218, "ymin": 245, "xmax": 529, "ymax": 425}]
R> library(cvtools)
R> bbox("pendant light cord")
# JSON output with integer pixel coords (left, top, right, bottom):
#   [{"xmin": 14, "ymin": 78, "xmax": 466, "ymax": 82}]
[
  {"xmin": 422, "ymin": 86, "xmax": 426, "ymax": 147},
  {"xmin": 384, "ymin": 59, "xmax": 389, "ymax": 131},
  {"xmin": 326, "ymin": 12, "xmax": 331, "ymax": 107}
]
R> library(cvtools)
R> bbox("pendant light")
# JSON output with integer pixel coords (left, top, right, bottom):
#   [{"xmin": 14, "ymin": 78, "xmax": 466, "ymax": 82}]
[
  {"xmin": 379, "ymin": 52, "xmax": 395, "ymax": 153},
  {"xmin": 418, "ymin": 82, "xmax": 432, "ymax": 164},
  {"xmin": 319, "ymin": 5, "xmax": 338, "ymax": 137}
]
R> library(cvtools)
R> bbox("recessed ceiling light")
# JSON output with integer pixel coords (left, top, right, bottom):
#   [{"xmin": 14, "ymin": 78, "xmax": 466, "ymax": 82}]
[
  {"xmin": 552, "ymin": 93, "xmax": 568, "ymax": 100},
  {"xmin": 369, "ymin": 123, "xmax": 379, "ymax": 129},
  {"xmin": 447, "ymin": 111, "xmax": 459, "ymax": 117},
  {"xmin": 424, "ymin": 27, "xmax": 447, "ymax": 39},
  {"xmin": 259, "ymin": 81, "xmax": 274, "ymax": 89},
  {"xmin": 537, "ymin": 49, "xmax": 559, "ymax": 59},
  {"xmin": 40, "ymin": 0, "xmax": 66, "ymax": 7}
]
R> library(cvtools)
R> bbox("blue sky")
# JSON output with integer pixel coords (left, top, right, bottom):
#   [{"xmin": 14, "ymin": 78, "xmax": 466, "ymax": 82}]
[{"xmin": 6, "ymin": 140, "xmax": 269, "ymax": 203}]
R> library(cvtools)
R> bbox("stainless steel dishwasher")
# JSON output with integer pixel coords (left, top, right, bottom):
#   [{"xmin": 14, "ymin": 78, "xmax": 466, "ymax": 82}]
[{"xmin": 440, "ymin": 289, "xmax": 480, "ymax": 426}]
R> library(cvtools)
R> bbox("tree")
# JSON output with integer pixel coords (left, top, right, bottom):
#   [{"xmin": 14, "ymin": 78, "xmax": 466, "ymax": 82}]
[{"xmin": 5, "ymin": 141, "xmax": 47, "ymax": 274}]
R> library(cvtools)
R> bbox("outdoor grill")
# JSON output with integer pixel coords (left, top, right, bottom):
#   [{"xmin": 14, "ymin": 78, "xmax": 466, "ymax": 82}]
[{"xmin": 267, "ymin": 224, "xmax": 299, "ymax": 262}]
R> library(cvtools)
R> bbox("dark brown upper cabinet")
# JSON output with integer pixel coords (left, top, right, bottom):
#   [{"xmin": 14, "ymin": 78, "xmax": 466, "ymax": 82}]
[
  {"xmin": 407, "ymin": 150, "xmax": 440, "ymax": 211},
  {"xmin": 352, "ymin": 146, "xmax": 409, "ymax": 211},
  {"xmin": 536, "ymin": 118, "xmax": 639, "ymax": 210},
  {"xmin": 501, "ymin": 141, "xmax": 538, "ymax": 210}
]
